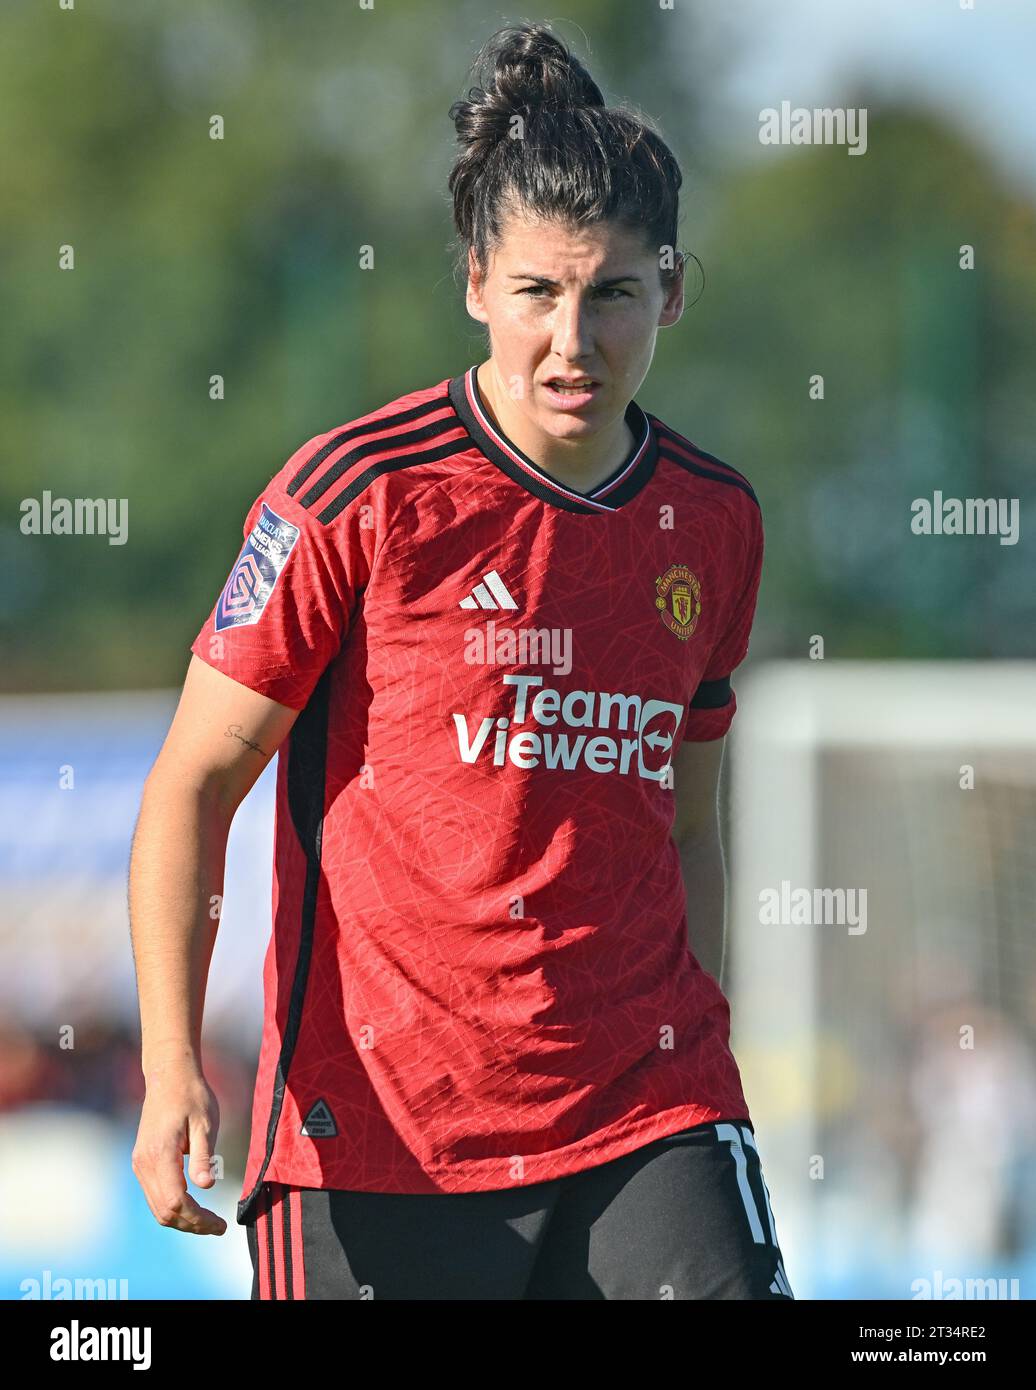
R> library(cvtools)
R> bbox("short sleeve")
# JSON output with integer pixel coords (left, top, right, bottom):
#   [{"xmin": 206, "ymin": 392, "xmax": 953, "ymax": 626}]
[
  {"xmin": 681, "ymin": 499, "xmax": 764, "ymax": 743},
  {"xmin": 189, "ymin": 458, "xmax": 369, "ymax": 711}
]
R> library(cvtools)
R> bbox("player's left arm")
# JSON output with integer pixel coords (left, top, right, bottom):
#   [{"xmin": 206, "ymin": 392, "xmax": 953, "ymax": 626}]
[
  {"xmin": 672, "ymin": 734, "xmax": 728, "ymax": 986},
  {"xmin": 672, "ymin": 485, "xmax": 764, "ymax": 985}
]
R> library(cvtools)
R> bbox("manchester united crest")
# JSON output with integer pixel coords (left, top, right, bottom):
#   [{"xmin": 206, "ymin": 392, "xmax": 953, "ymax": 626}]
[{"xmin": 655, "ymin": 564, "xmax": 701, "ymax": 640}]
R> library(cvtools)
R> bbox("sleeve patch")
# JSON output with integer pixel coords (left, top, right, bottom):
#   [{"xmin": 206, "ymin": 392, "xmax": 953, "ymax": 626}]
[{"xmin": 215, "ymin": 503, "xmax": 300, "ymax": 631}]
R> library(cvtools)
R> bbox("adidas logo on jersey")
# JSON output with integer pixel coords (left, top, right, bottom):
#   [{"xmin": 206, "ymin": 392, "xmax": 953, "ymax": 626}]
[{"xmin": 459, "ymin": 569, "xmax": 518, "ymax": 610}]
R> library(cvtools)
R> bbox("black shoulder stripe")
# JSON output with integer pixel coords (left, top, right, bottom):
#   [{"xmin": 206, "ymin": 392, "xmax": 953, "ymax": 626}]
[
  {"xmin": 653, "ymin": 424, "xmax": 759, "ymax": 509},
  {"xmin": 659, "ymin": 446, "xmax": 759, "ymax": 508},
  {"xmin": 286, "ymin": 395, "xmax": 452, "ymax": 499},
  {"xmin": 315, "ymin": 435, "xmax": 473, "ymax": 525},
  {"xmin": 297, "ymin": 413, "xmax": 464, "ymax": 514},
  {"xmin": 657, "ymin": 426, "xmax": 755, "ymax": 487}
]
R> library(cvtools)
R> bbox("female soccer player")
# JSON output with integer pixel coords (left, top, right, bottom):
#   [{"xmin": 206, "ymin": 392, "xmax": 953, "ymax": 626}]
[{"xmin": 129, "ymin": 21, "xmax": 793, "ymax": 1301}]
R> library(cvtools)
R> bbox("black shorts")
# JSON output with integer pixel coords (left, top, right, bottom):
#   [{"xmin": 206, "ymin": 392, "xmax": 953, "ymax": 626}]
[{"xmin": 244, "ymin": 1119, "xmax": 795, "ymax": 1300}]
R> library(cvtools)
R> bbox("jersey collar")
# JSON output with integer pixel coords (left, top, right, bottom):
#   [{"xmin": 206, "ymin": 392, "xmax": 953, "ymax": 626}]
[{"xmin": 447, "ymin": 365, "xmax": 658, "ymax": 515}]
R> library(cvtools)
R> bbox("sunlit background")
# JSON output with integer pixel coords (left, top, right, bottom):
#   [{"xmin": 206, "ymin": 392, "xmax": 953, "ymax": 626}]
[{"xmin": 2, "ymin": 0, "xmax": 1034, "ymax": 1300}]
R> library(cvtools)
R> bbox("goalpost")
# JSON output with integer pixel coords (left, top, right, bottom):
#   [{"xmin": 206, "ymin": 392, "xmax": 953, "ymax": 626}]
[{"xmin": 727, "ymin": 660, "xmax": 1036, "ymax": 1299}]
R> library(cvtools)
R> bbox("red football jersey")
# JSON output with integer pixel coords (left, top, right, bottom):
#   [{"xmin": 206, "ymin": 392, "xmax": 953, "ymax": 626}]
[{"xmin": 189, "ymin": 365, "xmax": 764, "ymax": 1221}]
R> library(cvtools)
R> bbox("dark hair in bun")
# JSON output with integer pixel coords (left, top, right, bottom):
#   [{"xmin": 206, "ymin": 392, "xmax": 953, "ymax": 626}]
[{"xmin": 448, "ymin": 21, "xmax": 687, "ymax": 292}]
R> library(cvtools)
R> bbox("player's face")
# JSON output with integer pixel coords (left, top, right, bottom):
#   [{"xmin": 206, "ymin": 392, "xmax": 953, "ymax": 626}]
[{"xmin": 465, "ymin": 208, "xmax": 684, "ymax": 440}]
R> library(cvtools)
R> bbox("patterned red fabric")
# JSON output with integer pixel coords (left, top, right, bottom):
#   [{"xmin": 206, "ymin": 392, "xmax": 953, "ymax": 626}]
[{"xmin": 190, "ymin": 367, "xmax": 764, "ymax": 1216}]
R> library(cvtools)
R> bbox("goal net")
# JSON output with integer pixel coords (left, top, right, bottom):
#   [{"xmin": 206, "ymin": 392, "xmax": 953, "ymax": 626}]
[{"xmin": 727, "ymin": 660, "xmax": 1036, "ymax": 1300}]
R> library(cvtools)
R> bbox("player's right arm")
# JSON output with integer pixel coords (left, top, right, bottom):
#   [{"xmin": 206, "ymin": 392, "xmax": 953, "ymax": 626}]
[
  {"xmin": 128, "ymin": 656, "xmax": 299, "ymax": 1235},
  {"xmin": 131, "ymin": 433, "xmax": 371, "ymax": 1233}
]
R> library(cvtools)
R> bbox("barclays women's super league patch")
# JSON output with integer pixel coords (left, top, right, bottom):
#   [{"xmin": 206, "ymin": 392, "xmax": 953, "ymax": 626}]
[{"xmin": 216, "ymin": 503, "xmax": 300, "ymax": 631}]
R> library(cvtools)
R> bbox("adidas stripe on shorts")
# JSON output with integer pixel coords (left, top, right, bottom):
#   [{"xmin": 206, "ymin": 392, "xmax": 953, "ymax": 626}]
[{"xmin": 244, "ymin": 1119, "xmax": 795, "ymax": 1300}]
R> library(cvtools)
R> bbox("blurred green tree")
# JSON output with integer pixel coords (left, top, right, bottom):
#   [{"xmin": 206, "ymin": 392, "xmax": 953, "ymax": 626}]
[{"xmin": 2, "ymin": 2, "xmax": 1033, "ymax": 691}]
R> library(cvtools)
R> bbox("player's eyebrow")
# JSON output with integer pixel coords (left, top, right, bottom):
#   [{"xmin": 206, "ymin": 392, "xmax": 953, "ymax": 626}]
[{"xmin": 507, "ymin": 273, "xmax": 642, "ymax": 289}]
